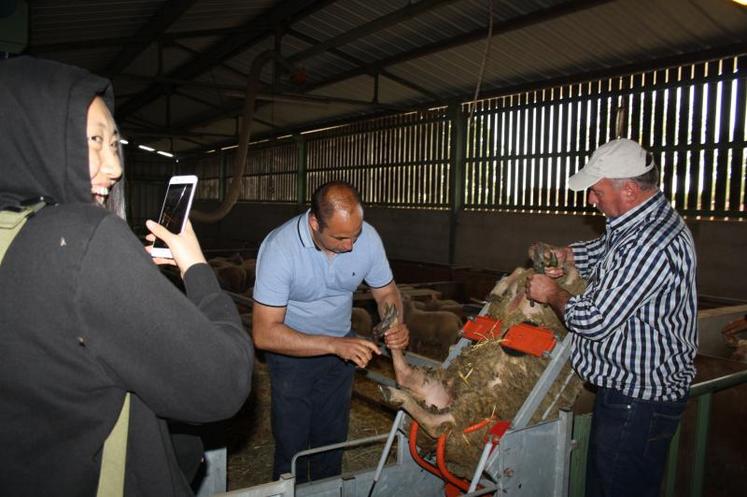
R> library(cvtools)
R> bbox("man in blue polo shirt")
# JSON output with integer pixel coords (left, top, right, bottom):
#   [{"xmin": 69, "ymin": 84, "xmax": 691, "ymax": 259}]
[
  {"xmin": 526, "ymin": 139, "xmax": 697, "ymax": 497},
  {"xmin": 252, "ymin": 181, "xmax": 409, "ymax": 483}
]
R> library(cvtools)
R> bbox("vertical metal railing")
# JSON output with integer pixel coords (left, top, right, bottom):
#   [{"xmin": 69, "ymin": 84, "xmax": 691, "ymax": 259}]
[
  {"xmin": 663, "ymin": 369, "xmax": 747, "ymax": 497},
  {"xmin": 570, "ymin": 369, "xmax": 747, "ymax": 497}
]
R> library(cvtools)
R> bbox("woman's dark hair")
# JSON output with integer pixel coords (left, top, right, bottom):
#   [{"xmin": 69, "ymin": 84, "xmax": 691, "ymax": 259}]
[
  {"xmin": 100, "ymin": 99, "xmax": 126, "ymax": 220},
  {"xmin": 103, "ymin": 138, "xmax": 126, "ymax": 219}
]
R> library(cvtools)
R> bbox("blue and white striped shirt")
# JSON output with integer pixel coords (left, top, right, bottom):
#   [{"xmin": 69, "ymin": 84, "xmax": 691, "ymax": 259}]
[{"xmin": 565, "ymin": 191, "xmax": 697, "ymax": 401}]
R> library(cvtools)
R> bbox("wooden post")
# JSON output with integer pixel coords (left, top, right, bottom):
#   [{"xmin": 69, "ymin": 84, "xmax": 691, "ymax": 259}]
[
  {"xmin": 296, "ymin": 133, "xmax": 307, "ymax": 209},
  {"xmin": 448, "ymin": 103, "xmax": 466, "ymax": 265}
]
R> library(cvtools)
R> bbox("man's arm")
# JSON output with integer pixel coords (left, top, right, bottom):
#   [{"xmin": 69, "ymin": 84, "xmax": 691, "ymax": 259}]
[
  {"xmin": 369, "ymin": 281, "xmax": 409, "ymax": 350},
  {"xmin": 526, "ymin": 274, "xmax": 573, "ymax": 318},
  {"xmin": 570, "ymin": 235, "xmax": 606, "ymax": 279},
  {"xmin": 252, "ymin": 302, "xmax": 381, "ymax": 368},
  {"xmin": 530, "ymin": 240, "xmax": 675, "ymax": 342}
]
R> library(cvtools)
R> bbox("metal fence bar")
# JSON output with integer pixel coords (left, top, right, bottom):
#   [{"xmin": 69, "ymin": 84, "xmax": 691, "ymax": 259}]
[
  {"xmin": 290, "ymin": 434, "xmax": 389, "ymax": 477},
  {"xmin": 213, "ymin": 473, "xmax": 295, "ymax": 497},
  {"xmin": 569, "ymin": 413, "xmax": 591, "ymax": 497},
  {"xmin": 570, "ymin": 369, "xmax": 747, "ymax": 497},
  {"xmin": 690, "ymin": 393, "xmax": 712, "ymax": 497},
  {"xmin": 662, "ymin": 424, "xmax": 681, "ymax": 497}
]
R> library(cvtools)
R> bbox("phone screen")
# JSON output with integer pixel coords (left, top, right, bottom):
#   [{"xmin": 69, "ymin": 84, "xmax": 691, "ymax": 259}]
[{"xmin": 153, "ymin": 183, "xmax": 194, "ymax": 249}]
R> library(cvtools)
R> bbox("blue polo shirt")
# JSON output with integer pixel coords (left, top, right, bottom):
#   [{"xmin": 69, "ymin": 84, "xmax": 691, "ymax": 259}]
[{"xmin": 253, "ymin": 210, "xmax": 393, "ymax": 337}]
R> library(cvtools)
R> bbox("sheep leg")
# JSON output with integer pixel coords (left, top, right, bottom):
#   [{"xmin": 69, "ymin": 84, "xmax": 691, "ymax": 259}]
[
  {"xmin": 390, "ymin": 349, "xmax": 452, "ymax": 409},
  {"xmin": 379, "ymin": 385, "xmax": 455, "ymax": 438},
  {"xmin": 391, "ymin": 348, "xmax": 409, "ymax": 386}
]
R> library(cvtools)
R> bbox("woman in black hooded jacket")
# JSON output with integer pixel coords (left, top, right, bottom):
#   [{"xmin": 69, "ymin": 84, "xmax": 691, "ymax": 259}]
[{"xmin": 0, "ymin": 57, "xmax": 254, "ymax": 496}]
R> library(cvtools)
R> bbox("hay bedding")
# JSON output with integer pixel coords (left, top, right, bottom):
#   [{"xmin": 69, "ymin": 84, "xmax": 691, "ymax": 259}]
[{"xmin": 226, "ymin": 357, "xmax": 397, "ymax": 490}]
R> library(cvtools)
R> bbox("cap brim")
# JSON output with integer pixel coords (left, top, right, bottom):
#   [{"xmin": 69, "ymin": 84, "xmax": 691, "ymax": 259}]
[{"xmin": 567, "ymin": 170, "xmax": 598, "ymax": 191}]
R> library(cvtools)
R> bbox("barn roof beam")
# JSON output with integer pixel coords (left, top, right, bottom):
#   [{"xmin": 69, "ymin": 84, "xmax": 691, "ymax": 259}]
[
  {"xmin": 169, "ymin": 41, "xmax": 250, "ymax": 82},
  {"xmin": 160, "ymin": 0, "xmax": 612, "ymax": 133},
  {"xmin": 119, "ymin": 73, "xmax": 400, "ymax": 108},
  {"xmin": 286, "ymin": 0, "xmax": 460, "ymax": 64},
  {"xmin": 173, "ymin": 41, "xmax": 747, "ymax": 156},
  {"xmin": 118, "ymin": 0, "xmax": 458, "ymax": 120},
  {"xmin": 125, "ymin": 128, "xmax": 235, "ymax": 139},
  {"xmin": 313, "ymin": 0, "xmax": 615, "ymax": 91},
  {"xmin": 116, "ymin": 0, "xmax": 337, "ymax": 119},
  {"xmin": 104, "ymin": 0, "xmax": 199, "ymax": 77},
  {"xmin": 27, "ymin": 24, "xmax": 273, "ymax": 54},
  {"xmin": 286, "ymin": 28, "xmax": 440, "ymax": 101}
]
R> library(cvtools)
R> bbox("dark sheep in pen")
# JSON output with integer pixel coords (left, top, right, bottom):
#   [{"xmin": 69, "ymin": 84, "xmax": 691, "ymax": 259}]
[
  {"xmin": 403, "ymin": 296, "xmax": 463, "ymax": 360},
  {"xmin": 379, "ymin": 244, "xmax": 587, "ymax": 478},
  {"xmin": 351, "ymin": 306, "xmax": 373, "ymax": 337},
  {"xmin": 722, "ymin": 315, "xmax": 747, "ymax": 362},
  {"xmin": 208, "ymin": 255, "xmax": 256, "ymax": 296},
  {"xmin": 413, "ymin": 298, "xmax": 466, "ymax": 322}
]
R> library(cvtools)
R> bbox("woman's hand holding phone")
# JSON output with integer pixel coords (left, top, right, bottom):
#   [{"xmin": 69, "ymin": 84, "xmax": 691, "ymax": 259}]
[
  {"xmin": 145, "ymin": 219, "xmax": 207, "ymax": 277},
  {"xmin": 151, "ymin": 175, "xmax": 197, "ymax": 258}
]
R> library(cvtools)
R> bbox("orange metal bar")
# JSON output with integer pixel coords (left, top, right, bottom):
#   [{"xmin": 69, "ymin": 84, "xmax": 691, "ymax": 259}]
[
  {"xmin": 410, "ymin": 419, "xmax": 506, "ymax": 495},
  {"xmin": 436, "ymin": 434, "xmax": 471, "ymax": 492},
  {"xmin": 408, "ymin": 421, "xmax": 444, "ymax": 480},
  {"xmin": 462, "ymin": 417, "xmax": 495, "ymax": 434}
]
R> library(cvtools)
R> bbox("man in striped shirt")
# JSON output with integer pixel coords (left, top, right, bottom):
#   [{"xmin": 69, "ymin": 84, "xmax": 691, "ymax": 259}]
[{"xmin": 526, "ymin": 138, "xmax": 697, "ymax": 497}]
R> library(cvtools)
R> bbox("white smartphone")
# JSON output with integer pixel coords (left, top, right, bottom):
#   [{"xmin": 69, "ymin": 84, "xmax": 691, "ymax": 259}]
[{"xmin": 150, "ymin": 175, "xmax": 198, "ymax": 259}]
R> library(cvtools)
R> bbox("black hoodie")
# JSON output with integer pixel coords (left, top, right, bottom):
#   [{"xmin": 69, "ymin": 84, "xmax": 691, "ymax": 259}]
[
  {"xmin": 0, "ymin": 56, "xmax": 112, "ymax": 209},
  {"xmin": 0, "ymin": 57, "xmax": 253, "ymax": 496}
]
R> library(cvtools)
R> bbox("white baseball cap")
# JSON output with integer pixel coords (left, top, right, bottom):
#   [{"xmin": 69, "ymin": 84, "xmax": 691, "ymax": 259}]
[{"xmin": 568, "ymin": 138, "xmax": 654, "ymax": 191}]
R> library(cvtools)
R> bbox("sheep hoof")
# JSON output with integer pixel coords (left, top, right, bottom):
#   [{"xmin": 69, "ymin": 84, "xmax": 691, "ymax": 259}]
[
  {"xmin": 437, "ymin": 421, "xmax": 456, "ymax": 435},
  {"xmin": 379, "ymin": 385, "xmax": 403, "ymax": 407}
]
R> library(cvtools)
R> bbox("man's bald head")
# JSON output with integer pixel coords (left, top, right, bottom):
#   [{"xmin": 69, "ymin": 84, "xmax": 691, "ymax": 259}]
[{"xmin": 310, "ymin": 181, "xmax": 363, "ymax": 231}]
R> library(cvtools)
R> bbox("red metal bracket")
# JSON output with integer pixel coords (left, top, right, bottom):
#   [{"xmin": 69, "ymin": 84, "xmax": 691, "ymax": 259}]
[
  {"xmin": 487, "ymin": 419, "xmax": 511, "ymax": 444},
  {"xmin": 462, "ymin": 315, "xmax": 557, "ymax": 357},
  {"xmin": 461, "ymin": 315, "xmax": 502, "ymax": 341}
]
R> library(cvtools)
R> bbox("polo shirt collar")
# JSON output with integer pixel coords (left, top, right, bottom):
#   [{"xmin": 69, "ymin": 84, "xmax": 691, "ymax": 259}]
[
  {"xmin": 606, "ymin": 190, "xmax": 665, "ymax": 234},
  {"xmin": 297, "ymin": 209, "xmax": 320, "ymax": 250}
]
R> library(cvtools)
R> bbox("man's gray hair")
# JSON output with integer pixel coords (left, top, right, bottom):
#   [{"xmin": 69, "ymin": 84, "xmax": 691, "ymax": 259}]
[{"xmin": 612, "ymin": 152, "xmax": 659, "ymax": 191}]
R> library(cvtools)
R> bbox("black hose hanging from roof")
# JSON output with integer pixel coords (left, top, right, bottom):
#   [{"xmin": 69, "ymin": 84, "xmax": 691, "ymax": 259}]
[{"xmin": 191, "ymin": 50, "xmax": 291, "ymax": 223}]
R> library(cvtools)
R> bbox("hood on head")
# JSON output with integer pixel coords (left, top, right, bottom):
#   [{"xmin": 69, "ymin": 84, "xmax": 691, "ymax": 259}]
[{"xmin": 0, "ymin": 56, "xmax": 114, "ymax": 210}]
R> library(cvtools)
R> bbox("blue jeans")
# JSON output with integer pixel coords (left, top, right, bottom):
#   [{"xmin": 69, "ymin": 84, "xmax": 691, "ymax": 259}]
[
  {"xmin": 267, "ymin": 352, "xmax": 355, "ymax": 483},
  {"xmin": 586, "ymin": 387, "xmax": 687, "ymax": 497}
]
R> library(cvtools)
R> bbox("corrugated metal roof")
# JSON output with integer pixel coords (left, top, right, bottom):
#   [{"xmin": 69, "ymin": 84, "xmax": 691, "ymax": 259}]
[
  {"xmin": 17, "ymin": 0, "xmax": 747, "ymax": 156},
  {"xmin": 168, "ymin": 0, "xmax": 273, "ymax": 33},
  {"xmin": 29, "ymin": 0, "xmax": 166, "ymax": 45}
]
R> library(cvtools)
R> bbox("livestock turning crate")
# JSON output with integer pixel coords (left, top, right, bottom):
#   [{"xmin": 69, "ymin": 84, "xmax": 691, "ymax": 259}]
[{"xmin": 212, "ymin": 297, "xmax": 577, "ymax": 497}]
